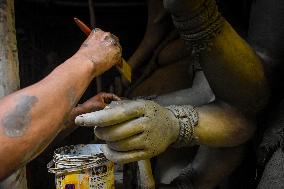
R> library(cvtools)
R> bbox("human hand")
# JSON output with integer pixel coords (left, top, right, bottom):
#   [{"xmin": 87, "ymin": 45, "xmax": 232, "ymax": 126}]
[
  {"xmin": 75, "ymin": 100, "xmax": 180, "ymax": 164},
  {"xmin": 65, "ymin": 93, "xmax": 121, "ymax": 129},
  {"xmin": 74, "ymin": 28, "xmax": 122, "ymax": 77}
]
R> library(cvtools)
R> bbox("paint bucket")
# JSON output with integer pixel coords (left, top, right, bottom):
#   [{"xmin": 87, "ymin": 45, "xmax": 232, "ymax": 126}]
[{"xmin": 48, "ymin": 144, "xmax": 115, "ymax": 189}]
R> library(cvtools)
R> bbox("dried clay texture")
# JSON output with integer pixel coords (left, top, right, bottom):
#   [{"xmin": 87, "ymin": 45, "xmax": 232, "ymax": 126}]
[{"xmin": 76, "ymin": 100, "xmax": 180, "ymax": 163}]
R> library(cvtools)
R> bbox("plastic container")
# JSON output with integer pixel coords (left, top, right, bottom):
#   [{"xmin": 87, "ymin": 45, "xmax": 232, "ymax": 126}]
[{"xmin": 48, "ymin": 144, "xmax": 114, "ymax": 189}]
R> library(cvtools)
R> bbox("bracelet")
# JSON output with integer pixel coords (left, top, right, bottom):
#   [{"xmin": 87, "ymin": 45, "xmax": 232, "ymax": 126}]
[{"xmin": 166, "ymin": 105, "xmax": 199, "ymax": 148}]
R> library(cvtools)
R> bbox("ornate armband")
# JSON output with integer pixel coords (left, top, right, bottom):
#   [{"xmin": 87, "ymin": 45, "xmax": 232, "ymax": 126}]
[
  {"xmin": 166, "ymin": 105, "xmax": 199, "ymax": 147},
  {"xmin": 171, "ymin": 0, "xmax": 224, "ymax": 60}
]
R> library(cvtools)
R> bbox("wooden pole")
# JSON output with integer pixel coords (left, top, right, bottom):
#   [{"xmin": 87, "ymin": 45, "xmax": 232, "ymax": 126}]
[
  {"xmin": 88, "ymin": 0, "xmax": 102, "ymax": 93},
  {"xmin": 0, "ymin": 0, "xmax": 27, "ymax": 188},
  {"xmin": 0, "ymin": 0, "xmax": 20, "ymax": 96}
]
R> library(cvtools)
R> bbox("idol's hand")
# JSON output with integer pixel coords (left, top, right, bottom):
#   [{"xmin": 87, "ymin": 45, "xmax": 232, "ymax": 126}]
[{"xmin": 75, "ymin": 100, "xmax": 180, "ymax": 164}]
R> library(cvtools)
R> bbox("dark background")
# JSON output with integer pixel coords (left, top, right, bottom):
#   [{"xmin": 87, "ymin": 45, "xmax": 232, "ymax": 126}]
[{"xmin": 14, "ymin": 0, "xmax": 254, "ymax": 188}]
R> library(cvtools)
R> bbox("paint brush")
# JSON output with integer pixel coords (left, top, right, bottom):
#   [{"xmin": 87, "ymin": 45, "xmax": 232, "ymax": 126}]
[
  {"xmin": 74, "ymin": 17, "xmax": 92, "ymax": 35},
  {"xmin": 74, "ymin": 17, "xmax": 132, "ymax": 83}
]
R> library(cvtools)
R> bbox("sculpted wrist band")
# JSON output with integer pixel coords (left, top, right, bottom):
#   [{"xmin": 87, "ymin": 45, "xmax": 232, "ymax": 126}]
[
  {"xmin": 166, "ymin": 105, "xmax": 199, "ymax": 147},
  {"xmin": 172, "ymin": 0, "xmax": 224, "ymax": 54}
]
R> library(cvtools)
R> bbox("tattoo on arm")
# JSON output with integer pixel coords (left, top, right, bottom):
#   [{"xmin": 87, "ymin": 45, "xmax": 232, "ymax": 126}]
[
  {"xmin": 1, "ymin": 95, "xmax": 38, "ymax": 137},
  {"xmin": 1, "ymin": 87, "xmax": 77, "ymax": 137}
]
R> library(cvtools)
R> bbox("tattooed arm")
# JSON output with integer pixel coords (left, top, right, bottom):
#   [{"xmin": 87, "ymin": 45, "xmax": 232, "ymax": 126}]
[{"xmin": 0, "ymin": 29, "xmax": 121, "ymax": 180}]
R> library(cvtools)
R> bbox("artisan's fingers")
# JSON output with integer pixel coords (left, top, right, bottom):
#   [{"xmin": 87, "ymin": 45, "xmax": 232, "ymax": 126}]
[
  {"xmin": 75, "ymin": 100, "xmax": 144, "ymax": 127},
  {"xmin": 101, "ymin": 93, "xmax": 121, "ymax": 103},
  {"xmin": 82, "ymin": 28, "xmax": 104, "ymax": 45},
  {"xmin": 95, "ymin": 117, "xmax": 147, "ymax": 142},
  {"xmin": 106, "ymin": 134, "xmax": 146, "ymax": 152},
  {"xmin": 102, "ymin": 145, "xmax": 149, "ymax": 164}
]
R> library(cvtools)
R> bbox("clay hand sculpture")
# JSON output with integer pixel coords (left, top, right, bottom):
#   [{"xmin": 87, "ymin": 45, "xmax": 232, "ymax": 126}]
[{"xmin": 75, "ymin": 100, "xmax": 181, "ymax": 163}]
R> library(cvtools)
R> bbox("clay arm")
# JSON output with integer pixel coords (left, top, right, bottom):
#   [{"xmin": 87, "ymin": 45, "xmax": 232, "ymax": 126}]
[
  {"xmin": 200, "ymin": 22, "xmax": 269, "ymax": 115},
  {"xmin": 0, "ymin": 29, "xmax": 122, "ymax": 180},
  {"xmin": 164, "ymin": 0, "xmax": 269, "ymax": 116},
  {"xmin": 155, "ymin": 74, "xmax": 245, "ymax": 188},
  {"xmin": 75, "ymin": 99, "xmax": 252, "ymax": 164},
  {"xmin": 194, "ymin": 101, "xmax": 253, "ymax": 147},
  {"xmin": 136, "ymin": 0, "xmax": 268, "ymax": 149},
  {"xmin": 156, "ymin": 72, "xmax": 252, "ymax": 147},
  {"xmin": 155, "ymin": 71, "xmax": 215, "ymax": 106}
]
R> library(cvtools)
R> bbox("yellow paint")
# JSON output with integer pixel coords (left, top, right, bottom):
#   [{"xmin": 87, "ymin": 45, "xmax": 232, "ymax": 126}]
[
  {"xmin": 116, "ymin": 59, "xmax": 132, "ymax": 82},
  {"xmin": 56, "ymin": 163, "xmax": 115, "ymax": 189},
  {"xmin": 59, "ymin": 172, "xmax": 89, "ymax": 189}
]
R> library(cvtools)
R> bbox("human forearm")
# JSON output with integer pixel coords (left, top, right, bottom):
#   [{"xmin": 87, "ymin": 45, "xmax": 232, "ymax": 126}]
[
  {"xmin": 0, "ymin": 56, "xmax": 94, "ymax": 179},
  {"xmin": 0, "ymin": 29, "xmax": 122, "ymax": 180}
]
